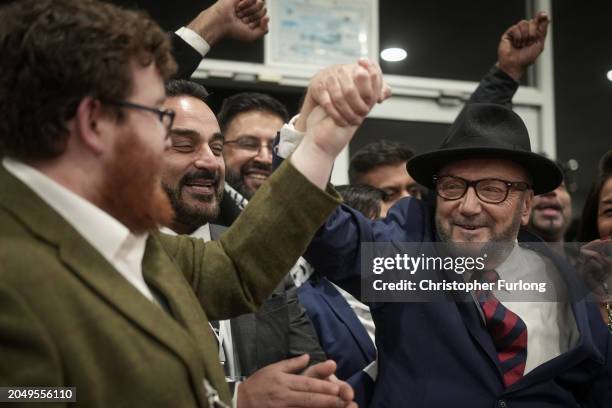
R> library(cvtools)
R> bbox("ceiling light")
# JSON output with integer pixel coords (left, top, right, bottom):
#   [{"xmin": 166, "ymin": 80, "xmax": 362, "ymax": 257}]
[
  {"xmin": 607, "ymin": 70, "xmax": 612, "ymax": 82},
  {"xmin": 380, "ymin": 47, "xmax": 407, "ymax": 62}
]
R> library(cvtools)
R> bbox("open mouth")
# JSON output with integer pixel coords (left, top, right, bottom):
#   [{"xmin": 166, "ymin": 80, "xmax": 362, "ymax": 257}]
[
  {"xmin": 185, "ymin": 179, "xmax": 217, "ymax": 195},
  {"xmin": 244, "ymin": 171, "xmax": 270, "ymax": 181}
]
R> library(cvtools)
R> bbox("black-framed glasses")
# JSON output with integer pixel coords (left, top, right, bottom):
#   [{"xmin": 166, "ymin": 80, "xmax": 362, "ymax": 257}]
[
  {"xmin": 434, "ymin": 175, "xmax": 532, "ymax": 204},
  {"xmin": 223, "ymin": 136, "xmax": 274, "ymax": 154},
  {"xmin": 103, "ymin": 99, "xmax": 175, "ymax": 137}
]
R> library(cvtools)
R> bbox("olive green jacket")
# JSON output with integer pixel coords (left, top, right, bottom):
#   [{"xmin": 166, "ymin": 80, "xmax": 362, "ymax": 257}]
[{"xmin": 0, "ymin": 160, "xmax": 339, "ymax": 408}]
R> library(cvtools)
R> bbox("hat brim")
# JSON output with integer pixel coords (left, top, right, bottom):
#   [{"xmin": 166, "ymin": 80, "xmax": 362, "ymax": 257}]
[{"xmin": 407, "ymin": 147, "xmax": 563, "ymax": 195}]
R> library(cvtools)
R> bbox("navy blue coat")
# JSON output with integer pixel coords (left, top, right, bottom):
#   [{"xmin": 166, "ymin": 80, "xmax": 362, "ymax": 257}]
[
  {"xmin": 303, "ymin": 198, "xmax": 612, "ymax": 408},
  {"xmin": 298, "ymin": 276, "xmax": 376, "ymax": 380}
]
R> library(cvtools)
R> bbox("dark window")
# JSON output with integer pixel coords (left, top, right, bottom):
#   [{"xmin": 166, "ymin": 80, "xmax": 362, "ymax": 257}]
[{"xmin": 379, "ymin": 0, "xmax": 527, "ymax": 81}]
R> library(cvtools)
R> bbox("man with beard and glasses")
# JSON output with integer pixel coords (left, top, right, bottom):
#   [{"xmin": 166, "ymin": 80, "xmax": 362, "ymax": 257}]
[
  {"xmin": 275, "ymin": 14, "xmax": 612, "ymax": 408},
  {"xmin": 212, "ymin": 93, "xmax": 289, "ymax": 225},
  {"xmin": 213, "ymin": 92, "xmax": 317, "ymax": 287},
  {"xmin": 0, "ymin": 1, "xmax": 390, "ymax": 407},
  {"xmin": 159, "ymin": 79, "xmax": 328, "ymax": 407},
  {"xmin": 218, "ymin": 92, "xmax": 288, "ymax": 201}
]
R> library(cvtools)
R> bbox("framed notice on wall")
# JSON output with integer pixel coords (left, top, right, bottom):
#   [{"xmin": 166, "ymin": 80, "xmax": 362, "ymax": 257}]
[{"xmin": 265, "ymin": 0, "xmax": 378, "ymax": 69}]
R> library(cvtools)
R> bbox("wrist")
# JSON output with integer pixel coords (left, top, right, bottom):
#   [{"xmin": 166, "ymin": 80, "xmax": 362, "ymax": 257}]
[
  {"xmin": 495, "ymin": 61, "xmax": 524, "ymax": 83},
  {"xmin": 290, "ymin": 138, "xmax": 335, "ymax": 190},
  {"xmin": 187, "ymin": 6, "xmax": 225, "ymax": 46}
]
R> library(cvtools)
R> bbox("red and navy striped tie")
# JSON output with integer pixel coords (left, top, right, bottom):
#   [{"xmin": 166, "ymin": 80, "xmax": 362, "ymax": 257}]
[{"xmin": 475, "ymin": 270, "xmax": 528, "ymax": 387}]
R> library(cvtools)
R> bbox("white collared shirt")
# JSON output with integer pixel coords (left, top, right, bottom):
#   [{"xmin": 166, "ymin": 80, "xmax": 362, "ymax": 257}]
[
  {"xmin": 2, "ymin": 158, "xmax": 156, "ymax": 303},
  {"xmin": 491, "ymin": 244, "xmax": 579, "ymax": 374}
]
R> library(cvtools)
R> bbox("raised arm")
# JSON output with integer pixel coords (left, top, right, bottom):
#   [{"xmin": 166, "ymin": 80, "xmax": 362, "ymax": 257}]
[
  {"xmin": 470, "ymin": 11, "xmax": 550, "ymax": 105},
  {"xmin": 173, "ymin": 0, "xmax": 269, "ymax": 79}
]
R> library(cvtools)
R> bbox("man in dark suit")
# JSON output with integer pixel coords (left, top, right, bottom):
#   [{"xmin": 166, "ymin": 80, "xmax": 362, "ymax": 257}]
[
  {"xmin": 0, "ymin": 1, "xmax": 391, "ymax": 406},
  {"xmin": 159, "ymin": 79, "xmax": 327, "ymax": 405},
  {"xmin": 274, "ymin": 13, "xmax": 611, "ymax": 407}
]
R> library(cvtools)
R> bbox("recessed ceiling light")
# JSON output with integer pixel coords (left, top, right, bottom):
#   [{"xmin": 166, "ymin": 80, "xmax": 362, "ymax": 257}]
[
  {"xmin": 380, "ymin": 47, "xmax": 407, "ymax": 62},
  {"xmin": 607, "ymin": 70, "xmax": 612, "ymax": 82}
]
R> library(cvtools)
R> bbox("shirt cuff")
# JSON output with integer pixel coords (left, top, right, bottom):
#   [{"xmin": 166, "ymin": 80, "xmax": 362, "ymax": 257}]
[
  {"xmin": 277, "ymin": 114, "xmax": 305, "ymax": 159},
  {"xmin": 175, "ymin": 26, "xmax": 211, "ymax": 58}
]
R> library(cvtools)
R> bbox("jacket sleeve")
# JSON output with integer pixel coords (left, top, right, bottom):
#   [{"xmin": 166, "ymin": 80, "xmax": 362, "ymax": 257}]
[
  {"xmin": 163, "ymin": 159, "xmax": 341, "ymax": 321},
  {"xmin": 170, "ymin": 32, "xmax": 203, "ymax": 80},
  {"xmin": 303, "ymin": 197, "xmax": 432, "ymax": 301},
  {"xmin": 469, "ymin": 64, "xmax": 520, "ymax": 107},
  {"xmin": 284, "ymin": 276, "xmax": 327, "ymax": 365}
]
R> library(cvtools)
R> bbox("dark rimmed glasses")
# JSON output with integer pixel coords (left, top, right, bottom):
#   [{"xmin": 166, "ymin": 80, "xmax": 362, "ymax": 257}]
[
  {"xmin": 223, "ymin": 136, "xmax": 274, "ymax": 155},
  {"xmin": 103, "ymin": 99, "xmax": 175, "ymax": 137},
  {"xmin": 434, "ymin": 175, "xmax": 532, "ymax": 204}
]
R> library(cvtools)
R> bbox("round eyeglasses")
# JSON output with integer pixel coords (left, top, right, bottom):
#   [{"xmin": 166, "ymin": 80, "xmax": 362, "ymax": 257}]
[
  {"xmin": 223, "ymin": 136, "xmax": 274, "ymax": 155},
  {"xmin": 434, "ymin": 175, "xmax": 532, "ymax": 204},
  {"xmin": 103, "ymin": 98, "xmax": 175, "ymax": 138}
]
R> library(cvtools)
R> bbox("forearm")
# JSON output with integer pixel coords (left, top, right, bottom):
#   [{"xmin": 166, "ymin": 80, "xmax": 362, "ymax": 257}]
[
  {"xmin": 186, "ymin": 5, "xmax": 226, "ymax": 47},
  {"xmin": 214, "ymin": 160, "xmax": 340, "ymax": 316},
  {"xmin": 469, "ymin": 64, "xmax": 519, "ymax": 107}
]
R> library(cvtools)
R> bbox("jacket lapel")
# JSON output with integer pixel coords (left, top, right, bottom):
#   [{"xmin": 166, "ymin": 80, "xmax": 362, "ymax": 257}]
[
  {"xmin": 0, "ymin": 167, "xmax": 213, "ymax": 404},
  {"xmin": 454, "ymin": 293, "xmax": 504, "ymax": 380},
  {"xmin": 143, "ymin": 234, "xmax": 230, "ymax": 402}
]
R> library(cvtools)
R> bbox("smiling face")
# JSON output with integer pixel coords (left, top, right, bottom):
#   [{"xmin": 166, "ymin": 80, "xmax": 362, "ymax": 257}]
[
  {"xmin": 356, "ymin": 162, "xmax": 421, "ymax": 216},
  {"xmin": 528, "ymin": 183, "xmax": 572, "ymax": 242},
  {"xmin": 160, "ymin": 95, "xmax": 225, "ymax": 234},
  {"xmin": 222, "ymin": 110, "xmax": 284, "ymax": 198},
  {"xmin": 435, "ymin": 159, "xmax": 533, "ymax": 246}
]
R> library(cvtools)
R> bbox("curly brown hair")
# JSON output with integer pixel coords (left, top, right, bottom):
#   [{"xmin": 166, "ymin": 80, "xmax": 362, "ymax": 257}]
[{"xmin": 0, "ymin": 0, "xmax": 177, "ymax": 161}]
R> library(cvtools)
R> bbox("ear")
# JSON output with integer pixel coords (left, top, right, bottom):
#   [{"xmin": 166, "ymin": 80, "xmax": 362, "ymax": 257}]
[
  {"xmin": 520, "ymin": 190, "xmax": 534, "ymax": 225},
  {"xmin": 73, "ymin": 97, "xmax": 111, "ymax": 155}
]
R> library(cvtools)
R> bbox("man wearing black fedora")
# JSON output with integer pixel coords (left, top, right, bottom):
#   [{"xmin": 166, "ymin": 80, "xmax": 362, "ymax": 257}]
[{"xmin": 296, "ymin": 101, "xmax": 611, "ymax": 407}]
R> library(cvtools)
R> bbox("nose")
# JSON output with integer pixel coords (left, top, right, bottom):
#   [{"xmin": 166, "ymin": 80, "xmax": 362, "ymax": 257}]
[
  {"xmin": 458, "ymin": 186, "xmax": 482, "ymax": 217},
  {"xmin": 194, "ymin": 147, "xmax": 221, "ymax": 171},
  {"xmin": 254, "ymin": 144, "xmax": 273, "ymax": 164}
]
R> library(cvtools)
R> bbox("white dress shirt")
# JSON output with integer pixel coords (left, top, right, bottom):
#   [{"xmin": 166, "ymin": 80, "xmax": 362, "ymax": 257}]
[
  {"xmin": 2, "ymin": 158, "xmax": 157, "ymax": 304},
  {"xmin": 492, "ymin": 244, "xmax": 579, "ymax": 374}
]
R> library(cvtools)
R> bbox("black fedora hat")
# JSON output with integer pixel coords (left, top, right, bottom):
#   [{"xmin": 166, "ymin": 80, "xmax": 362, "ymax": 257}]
[{"xmin": 407, "ymin": 103, "xmax": 562, "ymax": 195}]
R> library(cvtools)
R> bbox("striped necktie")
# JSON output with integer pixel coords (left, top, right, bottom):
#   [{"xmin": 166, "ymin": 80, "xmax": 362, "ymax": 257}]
[{"xmin": 474, "ymin": 270, "xmax": 528, "ymax": 387}]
